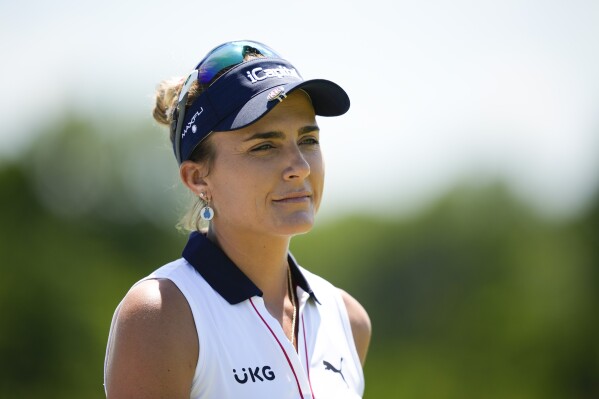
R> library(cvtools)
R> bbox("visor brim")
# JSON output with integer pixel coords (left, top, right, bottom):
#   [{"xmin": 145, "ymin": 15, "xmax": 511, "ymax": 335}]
[{"xmin": 214, "ymin": 79, "xmax": 350, "ymax": 132}]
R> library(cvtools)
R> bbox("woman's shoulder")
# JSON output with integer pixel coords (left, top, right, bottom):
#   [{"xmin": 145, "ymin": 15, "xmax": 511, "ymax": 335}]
[
  {"xmin": 105, "ymin": 278, "xmax": 198, "ymax": 397},
  {"xmin": 118, "ymin": 277, "xmax": 191, "ymax": 322},
  {"xmin": 115, "ymin": 259, "xmax": 199, "ymax": 352},
  {"xmin": 298, "ymin": 267, "xmax": 371, "ymax": 365},
  {"xmin": 110, "ymin": 258, "xmax": 198, "ymax": 326},
  {"xmin": 338, "ymin": 289, "xmax": 371, "ymax": 366},
  {"xmin": 112, "ymin": 277, "xmax": 198, "ymax": 357}
]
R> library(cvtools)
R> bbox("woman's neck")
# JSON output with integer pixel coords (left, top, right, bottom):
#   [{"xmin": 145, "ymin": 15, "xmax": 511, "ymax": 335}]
[{"xmin": 207, "ymin": 224, "xmax": 291, "ymax": 305}]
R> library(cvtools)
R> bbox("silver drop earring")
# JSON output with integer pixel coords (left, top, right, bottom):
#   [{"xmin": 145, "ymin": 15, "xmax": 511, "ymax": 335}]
[{"xmin": 199, "ymin": 192, "xmax": 214, "ymax": 221}]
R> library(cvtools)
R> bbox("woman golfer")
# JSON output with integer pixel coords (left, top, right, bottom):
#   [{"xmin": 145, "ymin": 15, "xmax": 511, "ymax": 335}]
[{"xmin": 104, "ymin": 40, "xmax": 371, "ymax": 398}]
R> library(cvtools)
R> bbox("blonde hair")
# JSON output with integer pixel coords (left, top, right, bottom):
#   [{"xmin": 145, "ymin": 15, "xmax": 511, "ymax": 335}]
[
  {"xmin": 152, "ymin": 53, "xmax": 267, "ymax": 231},
  {"xmin": 152, "ymin": 77, "xmax": 214, "ymax": 232}
]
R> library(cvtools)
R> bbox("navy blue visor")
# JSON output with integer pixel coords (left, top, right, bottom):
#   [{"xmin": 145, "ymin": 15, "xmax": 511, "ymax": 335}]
[{"xmin": 173, "ymin": 41, "xmax": 350, "ymax": 164}]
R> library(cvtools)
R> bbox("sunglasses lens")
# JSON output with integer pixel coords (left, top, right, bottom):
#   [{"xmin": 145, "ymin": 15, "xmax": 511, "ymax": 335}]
[
  {"xmin": 175, "ymin": 41, "xmax": 283, "ymax": 163},
  {"xmin": 195, "ymin": 41, "xmax": 281, "ymax": 84}
]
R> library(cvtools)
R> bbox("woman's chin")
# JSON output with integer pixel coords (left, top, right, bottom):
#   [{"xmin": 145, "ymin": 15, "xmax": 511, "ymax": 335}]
[{"xmin": 272, "ymin": 213, "xmax": 316, "ymax": 237}]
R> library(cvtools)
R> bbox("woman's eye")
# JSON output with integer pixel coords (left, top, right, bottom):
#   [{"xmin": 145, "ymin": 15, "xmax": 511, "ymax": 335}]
[
  {"xmin": 300, "ymin": 137, "xmax": 320, "ymax": 145},
  {"xmin": 251, "ymin": 143, "xmax": 275, "ymax": 151}
]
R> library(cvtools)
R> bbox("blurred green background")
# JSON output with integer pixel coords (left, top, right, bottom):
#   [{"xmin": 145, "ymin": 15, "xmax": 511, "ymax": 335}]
[
  {"xmin": 0, "ymin": 117, "xmax": 597, "ymax": 398},
  {"xmin": 2, "ymin": 1, "xmax": 599, "ymax": 397}
]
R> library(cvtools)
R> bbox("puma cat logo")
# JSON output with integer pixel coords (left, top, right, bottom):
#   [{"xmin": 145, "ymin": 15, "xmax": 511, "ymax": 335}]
[{"xmin": 323, "ymin": 358, "xmax": 348, "ymax": 387}]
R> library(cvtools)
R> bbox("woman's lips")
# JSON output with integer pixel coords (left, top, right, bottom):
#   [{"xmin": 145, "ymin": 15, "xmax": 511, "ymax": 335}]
[{"xmin": 272, "ymin": 192, "xmax": 312, "ymax": 203}]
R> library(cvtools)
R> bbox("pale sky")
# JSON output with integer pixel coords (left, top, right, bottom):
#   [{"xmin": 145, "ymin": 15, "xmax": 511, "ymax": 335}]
[{"xmin": 1, "ymin": 0, "xmax": 598, "ymax": 219}]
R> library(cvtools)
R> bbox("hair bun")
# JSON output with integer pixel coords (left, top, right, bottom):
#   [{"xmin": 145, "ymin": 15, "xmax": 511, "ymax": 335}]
[{"xmin": 152, "ymin": 77, "xmax": 184, "ymax": 126}]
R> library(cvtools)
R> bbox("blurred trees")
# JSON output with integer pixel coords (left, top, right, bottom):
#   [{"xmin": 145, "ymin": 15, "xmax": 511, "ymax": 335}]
[
  {"xmin": 293, "ymin": 187, "xmax": 599, "ymax": 398},
  {"xmin": 0, "ymin": 117, "xmax": 597, "ymax": 398}
]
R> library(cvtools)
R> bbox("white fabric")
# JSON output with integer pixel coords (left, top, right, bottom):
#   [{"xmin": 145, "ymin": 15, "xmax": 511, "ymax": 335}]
[{"xmin": 105, "ymin": 258, "xmax": 364, "ymax": 398}]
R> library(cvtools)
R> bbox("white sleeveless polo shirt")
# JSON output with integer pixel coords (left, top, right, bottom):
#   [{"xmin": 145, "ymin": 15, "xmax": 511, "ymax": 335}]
[{"xmin": 105, "ymin": 232, "xmax": 364, "ymax": 398}]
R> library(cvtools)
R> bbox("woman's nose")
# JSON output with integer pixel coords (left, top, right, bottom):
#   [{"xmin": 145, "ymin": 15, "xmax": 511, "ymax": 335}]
[{"xmin": 283, "ymin": 145, "xmax": 311, "ymax": 180}]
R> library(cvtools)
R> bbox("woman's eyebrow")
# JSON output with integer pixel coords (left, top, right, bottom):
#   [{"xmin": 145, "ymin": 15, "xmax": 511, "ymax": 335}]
[
  {"xmin": 243, "ymin": 125, "xmax": 319, "ymax": 142},
  {"xmin": 298, "ymin": 125, "xmax": 320, "ymax": 136},
  {"xmin": 243, "ymin": 131, "xmax": 285, "ymax": 141}
]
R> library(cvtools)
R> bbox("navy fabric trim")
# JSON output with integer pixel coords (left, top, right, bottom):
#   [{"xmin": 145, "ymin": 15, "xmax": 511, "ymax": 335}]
[
  {"xmin": 288, "ymin": 253, "xmax": 320, "ymax": 305},
  {"xmin": 182, "ymin": 232, "xmax": 318, "ymax": 305}
]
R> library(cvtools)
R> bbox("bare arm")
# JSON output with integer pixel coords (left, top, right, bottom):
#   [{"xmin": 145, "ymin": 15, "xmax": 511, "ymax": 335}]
[
  {"xmin": 105, "ymin": 279, "xmax": 198, "ymax": 398},
  {"xmin": 340, "ymin": 289, "xmax": 372, "ymax": 366}
]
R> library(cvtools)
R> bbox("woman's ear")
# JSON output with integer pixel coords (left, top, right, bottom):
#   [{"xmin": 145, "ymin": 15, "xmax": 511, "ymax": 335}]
[{"xmin": 179, "ymin": 161, "xmax": 210, "ymax": 197}]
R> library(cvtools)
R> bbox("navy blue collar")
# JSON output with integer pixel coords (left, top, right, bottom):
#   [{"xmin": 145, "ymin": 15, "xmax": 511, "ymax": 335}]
[{"xmin": 182, "ymin": 231, "xmax": 318, "ymax": 305}]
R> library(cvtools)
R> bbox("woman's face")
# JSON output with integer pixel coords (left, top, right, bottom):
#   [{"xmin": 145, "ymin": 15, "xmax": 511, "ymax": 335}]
[{"xmin": 205, "ymin": 91, "xmax": 324, "ymax": 238}]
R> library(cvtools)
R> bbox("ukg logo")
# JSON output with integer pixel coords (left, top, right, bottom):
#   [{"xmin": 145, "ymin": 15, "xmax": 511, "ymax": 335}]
[{"xmin": 233, "ymin": 366, "xmax": 275, "ymax": 384}]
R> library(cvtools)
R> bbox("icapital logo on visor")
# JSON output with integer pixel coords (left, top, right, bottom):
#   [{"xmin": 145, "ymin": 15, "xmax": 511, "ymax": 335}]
[{"xmin": 245, "ymin": 65, "xmax": 300, "ymax": 83}]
